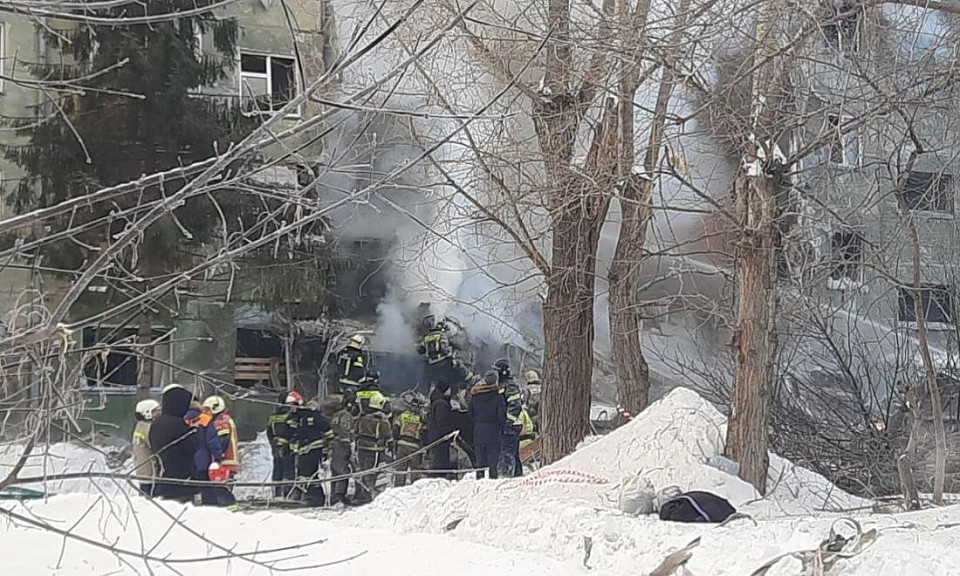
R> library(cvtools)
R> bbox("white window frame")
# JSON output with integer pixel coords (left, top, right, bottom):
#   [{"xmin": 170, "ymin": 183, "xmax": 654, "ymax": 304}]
[
  {"xmin": 238, "ymin": 51, "xmax": 300, "ymax": 119},
  {"xmin": 826, "ymin": 230, "xmax": 866, "ymax": 291},
  {"xmin": 0, "ymin": 22, "xmax": 6, "ymax": 93},
  {"xmin": 826, "ymin": 114, "xmax": 861, "ymax": 168}
]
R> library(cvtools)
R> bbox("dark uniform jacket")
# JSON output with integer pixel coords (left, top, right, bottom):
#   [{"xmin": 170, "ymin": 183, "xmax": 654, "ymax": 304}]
[
  {"xmin": 468, "ymin": 381, "xmax": 506, "ymax": 447},
  {"xmin": 149, "ymin": 387, "xmax": 198, "ymax": 500}
]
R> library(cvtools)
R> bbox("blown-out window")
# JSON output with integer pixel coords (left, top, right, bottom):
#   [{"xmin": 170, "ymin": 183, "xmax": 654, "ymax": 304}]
[{"xmin": 899, "ymin": 286, "xmax": 954, "ymax": 325}]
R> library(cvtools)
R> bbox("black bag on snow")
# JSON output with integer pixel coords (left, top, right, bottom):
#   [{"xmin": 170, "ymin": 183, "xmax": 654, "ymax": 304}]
[{"xmin": 658, "ymin": 491, "xmax": 736, "ymax": 523}]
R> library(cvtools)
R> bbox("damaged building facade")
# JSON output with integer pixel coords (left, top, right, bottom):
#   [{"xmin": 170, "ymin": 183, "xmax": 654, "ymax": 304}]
[{"xmin": 0, "ymin": 1, "xmax": 344, "ymax": 439}]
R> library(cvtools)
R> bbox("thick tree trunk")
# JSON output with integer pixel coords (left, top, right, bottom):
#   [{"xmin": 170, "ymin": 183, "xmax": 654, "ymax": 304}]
[
  {"xmin": 609, "ymin": 175, "xmax": 653, "ymax": 416},
  {"xmin": 541, "ymin": 213, "xmax": 600, "ymax": 462},
  {"xmin": 607, "ymin": 0, "xmax": 688, "ymax": 416},
  {"xmin": 725, "ymin": 174, "xmax": 779, "ymax": 494},
  {"xmin": 723, "ymin": 0, "xmax": 787, "ymax": 495}
]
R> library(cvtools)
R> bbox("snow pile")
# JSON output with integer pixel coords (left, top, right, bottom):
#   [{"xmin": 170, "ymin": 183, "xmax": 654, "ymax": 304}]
[
  {"xmin": 335, "ymin": 388, "xmax": 874, "ymax": 573},
  {"xmin": 0, "ymin": 493, "xmax": 607, "ymax": 576},
  {"xmin": 0, "ymin": 441, "xmax": 117, "ymax": 494},
  {"xmin": 552, "ymin": 387, "xmax": 866, "ymax": 514}
]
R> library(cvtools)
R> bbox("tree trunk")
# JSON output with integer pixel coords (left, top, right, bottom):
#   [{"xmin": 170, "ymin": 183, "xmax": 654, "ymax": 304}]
[
  {"xmin": 725, "ymin": 173, "xmax": 779, "ymax": 494},
  {"xmin": 137, "ymin": 316, "xmax": 154, "ymax": 401},
  {"xmin": 608, "ymin": 0, "xmax": 689, "ymax": 416},
  {"xmin": 723, "ymin": 0, "xmax": 788, "ymax": 495},
  {"xmin": 541, "ymin": 213, "xmax": 600, "ymax": 461}
]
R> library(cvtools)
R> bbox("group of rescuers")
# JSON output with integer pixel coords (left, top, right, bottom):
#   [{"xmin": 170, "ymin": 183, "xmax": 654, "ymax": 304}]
[{"xmin": 129, "ymin": 319, "xmax": 543, "ymax": 507}]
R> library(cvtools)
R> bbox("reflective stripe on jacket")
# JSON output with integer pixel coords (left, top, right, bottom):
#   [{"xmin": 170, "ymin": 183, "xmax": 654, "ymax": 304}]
[{"xmin": 214, "ymin": 412, "xmax": 240, "ymax": 471}]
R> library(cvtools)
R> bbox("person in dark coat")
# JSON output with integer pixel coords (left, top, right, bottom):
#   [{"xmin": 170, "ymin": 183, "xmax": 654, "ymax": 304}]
[
  {"xmin": 267, "ymin": 391, "xmax": 300, "ymax": 498},
  {"xmin": 494, "ymin": 358, "xmax": 524, "ymax": 478},
  {"xmin": 426, "ymin": 382, "xmax": 455, "ymax": 474},
  {"xmin": 149, "ymin": 384, "xmax": 199, "ymax": 502},
  {"xmin": 468, "ymin": 370, "xmax": 506, "ymax": 479}
]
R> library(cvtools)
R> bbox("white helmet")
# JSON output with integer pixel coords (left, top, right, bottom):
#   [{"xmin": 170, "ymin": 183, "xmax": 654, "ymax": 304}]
[
  {"xmin": 524, "ymin": 370, "xmax": 541, "ymax": 384},
  {"xmin": 136, "ymin": 399, "xmax": 160, "ymax": 420},
  {"xmin": 202, "ymin": 396, "xmax": 227, "ymax": 414},
  {"xmin": 349, "ymin": 334, "xmax": 366, "ymax": 348}
]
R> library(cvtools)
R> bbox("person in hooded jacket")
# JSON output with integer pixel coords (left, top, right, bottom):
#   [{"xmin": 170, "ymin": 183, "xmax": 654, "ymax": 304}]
[
  {"xmin": 149, "ymin": 384, "xmax": 199, "ymax": 502},
  {"xmin": 426, "ymin": 382, "xmax": 455, "ymax": 475},
  {"xmin": 468, "ymin": 370, "xmax": 506, "ymax": 479},
  {"xmin": 186, "ymin": 401, "xmax": 234, "ymax": 506}
]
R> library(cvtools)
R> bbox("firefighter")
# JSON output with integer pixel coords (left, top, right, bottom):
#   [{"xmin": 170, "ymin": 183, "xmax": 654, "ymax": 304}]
[
  {"xmin": 418, "ymin": 320, "xmax": 479, "ymax": 391},
  {"xmin": 355, "ymin": 371, "xmax": 383, "ymax": 415},
  {"xmin": 392, "ymin": 392, "xmax": 427, "ymax": 487},
  {"xmin": 289, "ymin": 397, "xmax": 333, "ymax": 506},
  {"xmin": 336, "ymin": 334, "xmax": 370, "ymax": 394},
  {"xmin": 523, "ymin": 369, "xmax": 542, "ymax": 424},
  {"xmin": 330, "ymin": 395, "xmax": 356, "ymax": 505},
  {"xmin": 203, "ymin": 396, "xmax": 240, "ymax": 480},
  {"xmin": 267, "ymin": 391, "xmax": 300, "ymax": 498},
  {"xmin": 495, "ymin": 358, "xmax": 524, "ymax": 478},
  {"xmin": 355, "ymin": 392, "xmax": 392, "ymax": 504}
]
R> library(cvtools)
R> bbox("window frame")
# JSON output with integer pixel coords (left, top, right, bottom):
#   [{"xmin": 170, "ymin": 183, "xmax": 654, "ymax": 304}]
[
  {"xmin": 826, "ymin": 114, "xmax": 861, "ymax": 168},
  {"xmin": 238, "ymin": 51, "xmax": 300, "ymax": 119},
  {"xmin": 81, "ymin": 325, "xmax": 175, "ymax": 390},
  {"xmin": 0, "ymin": 22, "xmax": 6, "ymax": 93},
  {"xmin": 898, "ymin": 284, "xmax": 955, "ymax": 329},
  {"xmin": 901, "ymin": 170, "xmax": 955, "ymax": 215},
  {"xmin": 827, "ymin": 230, "xmax": 865, "ymax": 290}
]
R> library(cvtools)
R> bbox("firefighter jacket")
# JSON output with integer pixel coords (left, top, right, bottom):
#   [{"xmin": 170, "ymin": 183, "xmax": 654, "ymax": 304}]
[
  {"xmin": 356, "ymin": 410, "xmax": 392, "ymax": 453},
  {"xmin": 336, "ymin": 345, "xmax": 368, "ymax": 387},
  {"xmin": 519, "ymin": 409, "xmax": 536, "ymax": 449},
  {"xmin": 393, "ymin": 410, "xmax": 426, "ymax": 450},
  {"xmin": 501, "ymin": 376, "xmax": 524, "ymax": 435},
  {"xmin": 131, "ymin": 420, "xmax": 159, "ymax": 480},
  {"xmin": 213, "ymin": 411, "xmax": 240, "ymax": 473},
  {"xmin": 289, "ymin": 408, "xmax": 333, "ymax": 457},
  {"xmin": 420, "ymin": 327, "xmax": 451, "ymax": 365},
  {"xmin": 330, "ymin": 408, "xmax": 355, "ymax": 448},
  {"xmin": 266, "ymin": 392, "xmax": 293, "ymax": 455}
]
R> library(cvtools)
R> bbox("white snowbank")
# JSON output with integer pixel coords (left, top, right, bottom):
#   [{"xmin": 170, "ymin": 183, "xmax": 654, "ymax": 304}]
[
  {"xmin": 330, "ymin": 388, "xmax": 906, "ymax": 574},
  {"xmin": 0, "ymin": 441, "xmax": 116, "ymax": 494},
  {"xmin": 0, "ymin": 493, "xmax": 607, "ymax": 576}
]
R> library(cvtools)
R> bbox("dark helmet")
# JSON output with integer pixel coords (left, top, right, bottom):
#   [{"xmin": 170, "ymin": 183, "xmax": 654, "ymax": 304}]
[{"xmin": 493, "ymin": 358, "xmax": 511, "ymax": 378}]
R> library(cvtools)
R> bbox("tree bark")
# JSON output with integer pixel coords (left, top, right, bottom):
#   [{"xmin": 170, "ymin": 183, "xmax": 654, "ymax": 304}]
[
  {"xmin": 725, "ymin": 172, "xmax": 779, "ymax": 494},
  {"xmin": 723, "ymin": 0, "xmax": 788, "ymax": 494},
  {"xmin": 608, "ymin": 0, "xmax": 689, "ymax": 416}
]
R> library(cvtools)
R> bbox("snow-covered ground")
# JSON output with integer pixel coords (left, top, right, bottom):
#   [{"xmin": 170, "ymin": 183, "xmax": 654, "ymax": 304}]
[{"xmin": 2, "ymin": 388, "xmax": 960, "ymax": 574}]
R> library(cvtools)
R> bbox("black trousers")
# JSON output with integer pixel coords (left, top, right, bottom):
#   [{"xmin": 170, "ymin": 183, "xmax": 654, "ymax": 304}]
[
  {"xmin": 272, "ymin": 449, "xmax": 295, "ymax": 498},
  {"xmin": 474, "ymin": 443, "xmax": 500, "ymax": 480},
  {"xmin": 295, "ymin": 450, "xmax": 326, "ymax": 507}
]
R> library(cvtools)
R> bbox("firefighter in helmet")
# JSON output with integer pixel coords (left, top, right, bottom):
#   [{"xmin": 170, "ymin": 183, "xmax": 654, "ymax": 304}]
[
  {"xmin": 392, "ymin": 391, "xmax": 428, "ymax": 487},
  {"xmin": 355, "ymin": 391, "xmax": 392, "ymax": 504},
  {"xmin": 336, "ymin": 334, "xmax": 369, "ymax": 394}
]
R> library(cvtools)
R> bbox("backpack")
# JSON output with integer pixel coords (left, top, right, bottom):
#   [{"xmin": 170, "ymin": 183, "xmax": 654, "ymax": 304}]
[{"xmin": 658, "ymin": 491, "xmax": 736, "ymax": 523}]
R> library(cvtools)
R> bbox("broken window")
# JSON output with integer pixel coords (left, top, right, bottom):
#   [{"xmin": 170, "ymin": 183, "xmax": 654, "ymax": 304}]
[
  {"xmin": 899, "ymin": 285, "xmax": 955, "ymax": 325},
  {"xmin": 82, "ymin": 327, "xmax": 173, "ymax": 387},
  {"xmin": 902, "ymin": 171, "xmax": 954, "ymax": 214},
  {"xmin": 239, "ymin": 53, "xmax": 298, "ymax": 115},
  {"xmin": 824, "ymin": 2, "xmax": 861, "ymax": 53},
  {"xmin": 829, "ymin": 231, "xmax": 864, "ymax": 284},
  {"xmin": 827, "ymin": 115, "xmax": 860, "ymax": 166}
]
